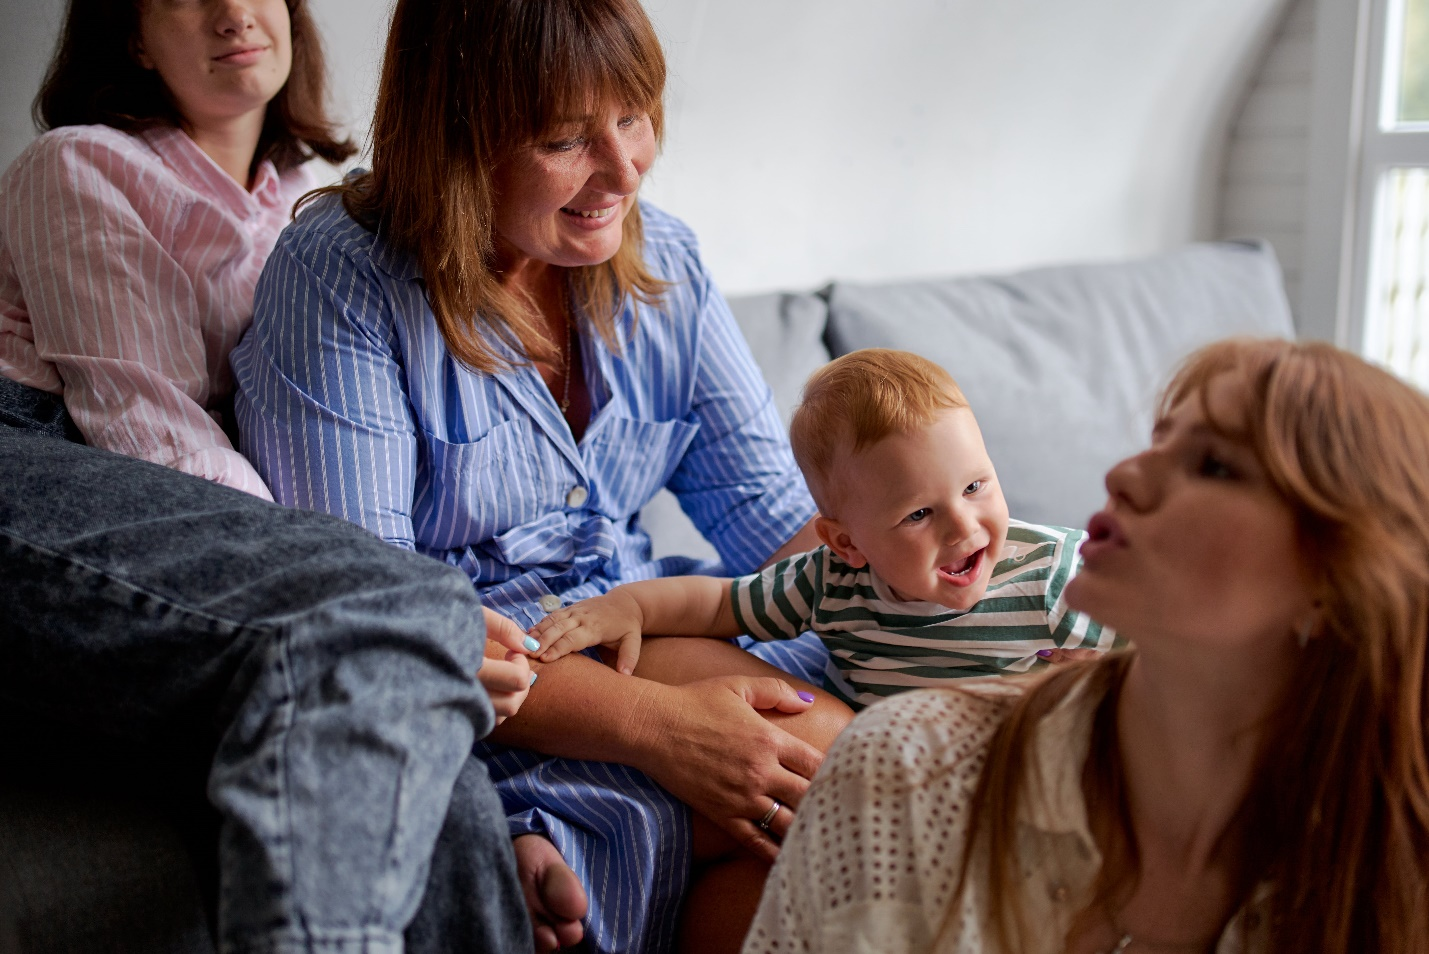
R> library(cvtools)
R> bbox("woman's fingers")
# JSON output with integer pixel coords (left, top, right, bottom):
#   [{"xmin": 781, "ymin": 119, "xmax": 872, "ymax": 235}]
[
  {"xmin": 764, "ymin": 765, "xmax": 814, "ymax": 813},
  {"xmin": 480, "ymin": 656, "xmax": 531, "ymax": 693},
  {"xmin": 735, "ymin": 819, "xmax": 781, "ymax": 864},
  {"xmin": 735, "ymin": 675, "xmax": 817, "ymax": 715},
  {"xmin": 478, "ymin": 655, "xmax": 533, "ymax": 722},
  {"xmin": 483, "ymin": 607, "xmax": 538, "ymax": 656},
  {"xmin": 753, "ymin": 795, "xmax": 794, "ymax": 842}
]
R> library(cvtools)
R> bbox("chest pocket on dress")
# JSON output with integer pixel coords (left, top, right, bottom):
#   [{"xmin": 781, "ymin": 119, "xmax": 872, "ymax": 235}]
[
  {"xmin": 582, "ymin": 416, "xmax": 699, "ymax": 519},
  {"xmin": 416, "ymin": 418, "xmax": 561, "ymax": 549}
]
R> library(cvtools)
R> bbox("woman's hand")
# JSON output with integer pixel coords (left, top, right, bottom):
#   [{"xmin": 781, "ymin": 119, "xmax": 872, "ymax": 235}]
[
  {"xmin": 529, "ymin": 589, "xmax": 645, "ymax": 674},
  {"xmin": 629, "ymin": 675, "xmax": 822, "ymax": 863},
  {"xmin": 479, "ymin": 608, "xmax": 537, "ymax": 725}
]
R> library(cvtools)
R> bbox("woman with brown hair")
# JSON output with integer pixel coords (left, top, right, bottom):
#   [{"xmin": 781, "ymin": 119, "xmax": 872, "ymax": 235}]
[
  {"xmin": 234, "ymin": 0, "xmax": 850, "ymax": 951},
  {"xmin": 744, "ymin": 336, "xmax": 1429, "ymax": 953},
  {"xmin": 1, "ymin": 2, "xmax": 541, "ymax": 952},
  {"xmin": 0, "ymin": 0, "xmax": 353, "ymax": 494}
]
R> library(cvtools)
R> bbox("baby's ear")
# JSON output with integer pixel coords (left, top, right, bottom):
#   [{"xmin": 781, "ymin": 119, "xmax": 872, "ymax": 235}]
[{"xmin": 815, "ymin": 516, "xmax": 867, "ymax": 568}]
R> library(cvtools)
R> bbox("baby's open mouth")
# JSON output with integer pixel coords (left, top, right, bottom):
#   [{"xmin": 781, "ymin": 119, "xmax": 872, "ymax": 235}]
[{"xmin": 937, "ymin": 548, "xmax": 985, "ymax": 585}]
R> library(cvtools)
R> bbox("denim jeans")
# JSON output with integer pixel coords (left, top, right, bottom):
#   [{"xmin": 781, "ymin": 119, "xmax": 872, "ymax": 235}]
[{"xmin": 0, "ymin": 423, "xmax": 531, "ymax": 954}]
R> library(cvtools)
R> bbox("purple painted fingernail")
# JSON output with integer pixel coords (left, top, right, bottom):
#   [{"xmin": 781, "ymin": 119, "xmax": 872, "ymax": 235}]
[
  {"xmin": 1036, "ymin": 649, "xmax": 1054, "ymax": 658},
  {"xmin": 797, "ymin": 691, "xmax": 816, "ymax": 703}
]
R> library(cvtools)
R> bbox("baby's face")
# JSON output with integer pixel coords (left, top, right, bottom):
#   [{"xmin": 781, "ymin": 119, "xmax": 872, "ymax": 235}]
[{"xmin": 819, "ymin": 407, "xmax": 1009, "ymax": 609}]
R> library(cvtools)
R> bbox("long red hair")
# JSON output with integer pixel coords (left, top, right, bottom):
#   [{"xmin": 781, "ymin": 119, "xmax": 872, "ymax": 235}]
[{"xmin": 956, "ymin": 338, "xmax": 1429, "ymax": 952}]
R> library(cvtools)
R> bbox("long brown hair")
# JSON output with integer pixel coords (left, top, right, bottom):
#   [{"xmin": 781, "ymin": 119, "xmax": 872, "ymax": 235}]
[
  {"xmin": 957, "ymin": 338, "xmax": 1429, "ymax": 952},
  {"xmin": 34, "ymin": 0, "xmax": 355, "ymax": 174},
  {"xmin": 325, "ymin": 0, "xmax": 669, "ymax": 374}
]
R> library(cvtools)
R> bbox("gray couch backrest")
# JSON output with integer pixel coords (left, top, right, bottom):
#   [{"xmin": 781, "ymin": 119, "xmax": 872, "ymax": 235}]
[{"xmin": 645, "ymin": 240, "xmax": 1294, "ymax": 560}]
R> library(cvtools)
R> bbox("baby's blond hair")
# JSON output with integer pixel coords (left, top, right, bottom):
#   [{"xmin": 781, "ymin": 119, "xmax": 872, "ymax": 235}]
[{"xmin": 790, "ymin": 348, "xmax": 968, "ymax": 513}]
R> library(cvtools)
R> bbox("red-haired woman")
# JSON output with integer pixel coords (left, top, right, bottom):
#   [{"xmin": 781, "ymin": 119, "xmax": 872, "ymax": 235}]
[
  {"xmin": 233, "ymin": 0, "xmax": 853, "ymax": 951},
  {"xmin": 746, "ymin": 338, "xmax": 1429, "ymax": 954}
]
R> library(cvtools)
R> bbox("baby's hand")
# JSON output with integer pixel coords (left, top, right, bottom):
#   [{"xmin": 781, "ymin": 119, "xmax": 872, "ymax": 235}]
[
  {"xmin": 479, "ymin": 607, "xmax": 538, "ymax": 725},
  {"xmin": 530, "ymin": 589, "xmax": 644, "ymax": 675}
]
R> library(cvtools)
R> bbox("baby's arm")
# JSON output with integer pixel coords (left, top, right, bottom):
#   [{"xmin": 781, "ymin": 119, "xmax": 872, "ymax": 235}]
[{"xmin": 529, "ymin": 576, "xmax": 739, "ymax": 675}]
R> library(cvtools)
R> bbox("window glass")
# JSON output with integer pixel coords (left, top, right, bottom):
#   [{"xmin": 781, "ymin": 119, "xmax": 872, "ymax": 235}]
[
  {"xmin": 1365, "ymin": 168, "xmax": 1429, "ymax": 388},
  {"xmin": 1399, "ymin": 0, "xmax": 1429, "ymax": 122}
]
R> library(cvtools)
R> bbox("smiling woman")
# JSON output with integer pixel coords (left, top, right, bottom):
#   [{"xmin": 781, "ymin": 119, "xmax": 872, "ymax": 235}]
[{"xmin": 231, "ymin": 1, "xmax": 855, "ymax": 952}]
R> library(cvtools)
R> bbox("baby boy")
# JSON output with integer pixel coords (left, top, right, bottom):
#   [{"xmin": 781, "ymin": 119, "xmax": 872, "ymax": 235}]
[{"xmin": 530, "ymin": 348, "xmax": 1115, "ymax": 709}]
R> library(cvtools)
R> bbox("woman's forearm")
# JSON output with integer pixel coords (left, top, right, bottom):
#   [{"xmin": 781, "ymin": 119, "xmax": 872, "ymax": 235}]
[{"xmin": 484, "ymin": 651, "xmax": 674, "ymax": 768}]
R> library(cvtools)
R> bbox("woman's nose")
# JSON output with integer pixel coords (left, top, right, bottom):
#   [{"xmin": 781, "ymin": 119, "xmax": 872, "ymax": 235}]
[
  {"xmin": 593, "ymin": 133, "xmax": 645, "ymax": 195},
  {"xmin": 1104, "ymin": 450, "xmax": 1157, "ymax": 511},
  {"xmin": 215, "ymin": 1, "xmax": 257, "ymax": 35}
]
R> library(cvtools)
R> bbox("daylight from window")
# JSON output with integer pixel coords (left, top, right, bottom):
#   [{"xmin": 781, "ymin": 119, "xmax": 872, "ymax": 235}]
[{"xmin": 1366, "ymin": 0, "xmax": 1429, "ymax": 388}]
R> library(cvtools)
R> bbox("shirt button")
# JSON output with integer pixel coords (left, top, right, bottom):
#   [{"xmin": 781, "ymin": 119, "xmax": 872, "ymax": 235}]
[
  {"xmin": 539, "ymin": 594, "xmax": 562, "ymax": 613},
  {"xmin": 566, "ymin": 486, "xmax": 588, "ymax": 508}
]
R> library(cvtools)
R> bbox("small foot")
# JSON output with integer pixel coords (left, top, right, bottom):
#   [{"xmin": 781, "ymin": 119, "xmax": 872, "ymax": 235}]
[{"xmin": 513, "ymin": 833, "xmax": 588, "ymax": 952}]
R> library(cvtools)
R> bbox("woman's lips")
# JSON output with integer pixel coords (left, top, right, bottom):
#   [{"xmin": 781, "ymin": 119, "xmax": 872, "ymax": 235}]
[
  {"xmin": 937, "ymin": 547, "xmax": 985, "ymax": 587},
  {"xmin": 1080, "ymin": 511, "xmax": 1126, "ymax": 564},
  {"xmin": 214, "ymin": 46, "xmax": 268, "ymax": 66},
  {"xmin": 560, "ymin": 202, "xmax": 624, "ymax": 231}
]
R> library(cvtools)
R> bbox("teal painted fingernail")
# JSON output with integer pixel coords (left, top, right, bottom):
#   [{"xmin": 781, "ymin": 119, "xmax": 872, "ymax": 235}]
[
  {"xmin": 529, "ymin": 672, "xmax": 538, "ymax": 686},
  {"xmin": 523, "ymin": 636, "xmax": 541, "ymax": 652}
]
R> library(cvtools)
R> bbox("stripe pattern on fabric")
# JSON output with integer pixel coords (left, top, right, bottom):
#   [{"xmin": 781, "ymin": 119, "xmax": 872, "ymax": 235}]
[
  {"xmin": 731, "ymin": 520, "xmax": 1119, "ymax": 709},
  {"xmin": 0, "ymin": 124, "xmax": 313, "ymax": 498},
  {"xmin": 232, "ymin": 195, "xmax": 822, "ymax": 954}
]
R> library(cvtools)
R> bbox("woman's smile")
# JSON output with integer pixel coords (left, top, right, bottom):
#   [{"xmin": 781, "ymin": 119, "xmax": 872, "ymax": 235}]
[
  {"xmin": 558, "ymin": 200, "xmax": 626, "ymax": 231},
  {"xmin": 212, "ymin": 45, "xmax": 271, "ymax": 68}
]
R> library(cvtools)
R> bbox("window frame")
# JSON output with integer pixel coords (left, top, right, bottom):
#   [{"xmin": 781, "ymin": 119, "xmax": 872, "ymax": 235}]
[{"xmin": 1302, "ymin": 0, "xmax": 1429, "ymax": 350}]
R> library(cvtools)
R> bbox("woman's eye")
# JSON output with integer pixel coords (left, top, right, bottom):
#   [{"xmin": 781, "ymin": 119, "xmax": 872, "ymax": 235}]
[
  {"xmin": 1198, "ymin": 453, "xmax": 1235, "ymax": 479},
  {"xmin": 906, "ymin": 508, "xmax": 932, "ymax": 523},
  {"xmin": 545, "ymin": 137, "xmax": 584, "ymax": 153},
  {"xmin": 963, "ymin": 480, "xmax": 983, "ymax": 496},
  {"xmin": 618, "ymin": 114, "xmax": 639, "ymax": 128}
]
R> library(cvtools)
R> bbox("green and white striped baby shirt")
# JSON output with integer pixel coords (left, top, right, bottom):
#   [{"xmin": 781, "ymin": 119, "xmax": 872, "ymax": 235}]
[{"xmin": 729, "ymin": 520, "xmax": 1118, "ymax": 709}]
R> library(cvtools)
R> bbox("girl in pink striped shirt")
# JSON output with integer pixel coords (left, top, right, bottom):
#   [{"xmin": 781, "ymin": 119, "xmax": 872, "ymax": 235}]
[{"xmin": 0, "ymin": 0, "xmax": 354, "ymax": 498}]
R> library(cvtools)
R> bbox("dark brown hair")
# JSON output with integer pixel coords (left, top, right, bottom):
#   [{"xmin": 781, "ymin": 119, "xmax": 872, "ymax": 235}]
[
  {"xmin": 34, "ymin": 0, "xmax": 355, "ymax": 174},
  {"xmin": 955, "ymin": 338, "xmax": 1429, "ymax": 952},
  {"xmin": 324, "ymin": 0, "xmax": 668, "ymax": 373}
]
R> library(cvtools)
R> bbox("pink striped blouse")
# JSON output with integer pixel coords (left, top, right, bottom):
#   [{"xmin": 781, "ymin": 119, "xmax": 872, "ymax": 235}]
[{"xmin": 0, "ymin": 124, "xmax": 317, "ymax": 500}]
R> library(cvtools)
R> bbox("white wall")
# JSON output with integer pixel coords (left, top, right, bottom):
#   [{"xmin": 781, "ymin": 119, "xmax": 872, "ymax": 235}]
[
  {"xmin": 2, "ymin": 0, "xmax": 1287, "ymax": 295},
  {"xmin": 1218, "ymin": 0, "xmax": 1314, "ymax": 319}
]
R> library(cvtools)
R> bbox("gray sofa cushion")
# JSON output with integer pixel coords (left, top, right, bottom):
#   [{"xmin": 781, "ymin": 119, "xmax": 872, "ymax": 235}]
[
  {"xmin": 642, "ymin": 291, "xmax": 830, "ymax": 562},
  {"xmin": 824, "ymin": 241, "xmax": 1294, "ymax": 528}
]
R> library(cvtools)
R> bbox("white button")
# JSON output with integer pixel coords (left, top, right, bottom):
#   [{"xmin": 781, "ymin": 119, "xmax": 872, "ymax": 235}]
[
  {"xmin": 539, "ymin": 594, "xmax": 562, "ymax": 613},
  {"xmin": 566, "ymin": 486, "xmax": 588, "ymax": 508}
]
